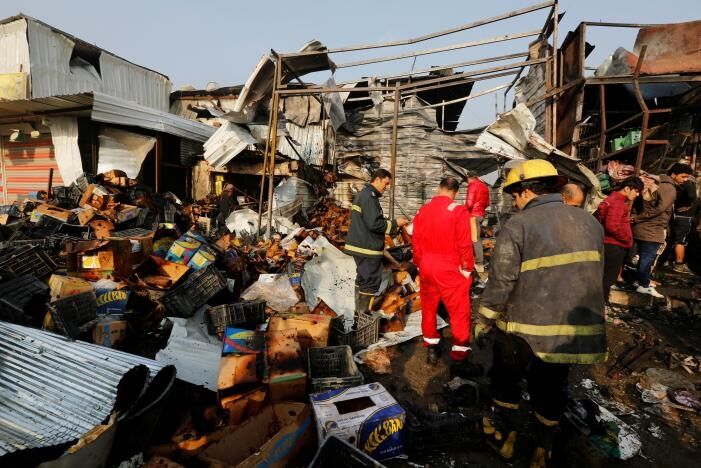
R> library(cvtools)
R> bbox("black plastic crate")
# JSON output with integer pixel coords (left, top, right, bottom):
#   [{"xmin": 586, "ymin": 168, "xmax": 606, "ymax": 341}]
[
  {"xmin": 75, "ymin": 173, "xmax": 95, "ymax": 192},
  {"xmin": 112, "ymin": 228, "xmax": 154, "ymax": 238},
  {"xmin": 0, "ymin": 245, "xmax": 57, "ymax": 278},
  {"xmin": 309, "ymin": 436, "xmax": 385, "ymax": 468},
  {"xmin": 0, "ymin": 238, "xmax": 49, "ymax": 251},
  {"xmin": 161, "ymin": 265, "xmax": 226, "ymax": 317},
  {"xmin": 0, "ymin": 275, "xmax": 50, "ymax": 325},
  {"xmin": 308, "ymin": 346, "xmax": 364, "ymax": 393},
  {"xmin": 0, "ymin": 204, "xmax": 22, "ymax": 218},
  {"xmin": 205, "ymin": 300, "xmax": 266, "ymax": 335},
  {"xmin": 405, "ymin": 406, "xmax": 480, "ymax": 452},
  {"xmin": 52, "ymin": 291, "xmax": 99, "ymax": 338},
  {"xmin": 26, "ymin": 216, "xmax": 63, "ymax": 238},
  {"xmin": 331, "ymin": 313, "xmax": 379, "ymax": 351}
]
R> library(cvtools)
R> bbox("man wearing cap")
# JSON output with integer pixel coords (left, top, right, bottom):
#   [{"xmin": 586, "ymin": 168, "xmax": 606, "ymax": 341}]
[{"xmin": 476, "ymin": 160, "xmax": 606, "ymax": 467}]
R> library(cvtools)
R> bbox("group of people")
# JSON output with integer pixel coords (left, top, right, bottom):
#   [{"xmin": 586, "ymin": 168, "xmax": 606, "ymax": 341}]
[{"xmin": 345, "ymin": 159, "xmax": 696, "ymax": 467}]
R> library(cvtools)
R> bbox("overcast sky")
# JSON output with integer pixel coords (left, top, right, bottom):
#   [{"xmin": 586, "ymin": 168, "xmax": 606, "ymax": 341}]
[{"xmin": 4, "ymin": 1, "xmax": 700, "ymax": 129}]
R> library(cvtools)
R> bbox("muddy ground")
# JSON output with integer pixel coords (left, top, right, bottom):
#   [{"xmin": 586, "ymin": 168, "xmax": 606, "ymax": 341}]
[{"xmin": 367, "ymin": 268, "xmax": 701, "ymax": 468}]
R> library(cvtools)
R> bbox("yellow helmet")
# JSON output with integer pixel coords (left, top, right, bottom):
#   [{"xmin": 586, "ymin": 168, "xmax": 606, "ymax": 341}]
[{"xmin": 503, "ymin": 159, "xmax": 567, "ymax": 193}]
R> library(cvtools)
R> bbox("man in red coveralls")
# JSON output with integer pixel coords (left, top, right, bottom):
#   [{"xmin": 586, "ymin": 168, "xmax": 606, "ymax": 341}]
[
  {"xmin": 465, "ymin": 171, "xmax": 490, "ymax": 274},
  {"xmin": 413, "ymin": 177, "xmax": 483, "ymax": 378}
]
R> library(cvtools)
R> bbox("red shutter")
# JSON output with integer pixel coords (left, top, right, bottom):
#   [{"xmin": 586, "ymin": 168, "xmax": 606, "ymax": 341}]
[{"xmin": 0, "ymin": 135, "xmax": 63, "ymax": 203}]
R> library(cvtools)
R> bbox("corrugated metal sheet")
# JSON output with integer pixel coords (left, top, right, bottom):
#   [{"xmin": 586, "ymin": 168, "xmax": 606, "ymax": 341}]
[
  {"xmin": 277, "ymin": 122, "xmax": 325, "ymax": 166},
  {"xmin": 91, "ymin": 92, "xmax": 216, "ymax": 143},
  {"xmin": 335, "ymin": 96, "xmax": 489, "ymax": 216},
  {"xmin": 0, "ymin": 94, "xmax": 93, "ymax": 118},
  {"xmin": 0, "ymin": 18, "xmax": 30, "ymax": 75},
  {"xmin": 203, "ymin": 121, "xmax": 257, "ymax": 168},
  {"xmin": 0, "ymin": 135, "xmax": 63, "ymax": 203},
  {"xmin": 0, "ymin": 321, "xmax": 166, "ymax": 457},
  {"xmin": 24, "ymin": 18, "xmax": 170, "ymax": 111}
]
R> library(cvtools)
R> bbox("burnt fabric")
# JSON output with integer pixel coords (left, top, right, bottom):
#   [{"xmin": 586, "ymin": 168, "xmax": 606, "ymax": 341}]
[
  {"xmin": 479, "ymin": 193, "xmax": 606, "ymax": 365},
  {"xmin": 354, "ymin": 256, "xmax": 383, "ymax": 295},
  {"xmin": 413, "ymin": 195, "xmax": 474, "ymax": 360},
  {"xmin": 489, "ymin": 330, "xmax": 570, "ymax": 422},
  {"xmin": 345, "ymin": 184, "xmax": 398, "ymax": 258}
]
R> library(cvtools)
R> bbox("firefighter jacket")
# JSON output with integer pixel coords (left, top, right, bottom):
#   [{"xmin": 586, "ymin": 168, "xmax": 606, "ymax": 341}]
[
  {"xmin": 413, "ymin": 195, "xmax": 473, "ymax": 271},
  {"xmin": 479, "ymin": 193, "xmax": 606, "ymax": 365},
  {"xmin": 345, "ymin": 184, "xmax": 398, "ymax": 258}
]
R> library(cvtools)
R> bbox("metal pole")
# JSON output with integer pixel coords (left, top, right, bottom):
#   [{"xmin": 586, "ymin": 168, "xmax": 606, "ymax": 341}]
[
  {"xmin": 47, "ymin": 168, "xmax": 54, "ymax": 197},
  {"xmin": 255, "ymin": 98, "xmax": 275, "ymax": 241},
  {"xmin": 551, "ymin": 0, "xmax": 559, "ymax": 146},
  {"xmin": 633, "ymin": 46, "xmax": 648, "ymax": 176},
  {"xmin": 389, "ymin": 84, "xmax": 400, "ymax": 218},
  {"xmin": 266, "ymin": 59, "xmax": 282, "ymax": 238},
  {"xmin": 597, "ymin": 84, "xmax": 607, "ymax": 170}
]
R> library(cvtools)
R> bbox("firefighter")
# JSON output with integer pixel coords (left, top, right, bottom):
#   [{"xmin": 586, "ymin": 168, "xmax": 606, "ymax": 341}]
[
  {"xmin": 345, "ymin": 169, "xmax": 409, "ymax": 315},
  {"xmin": 413, "ymin": 177, "xmax": 483, "ymax": 378},
  {"xmin": 476, "ymin": 160, "xmax": 606, "ymax": 467}
]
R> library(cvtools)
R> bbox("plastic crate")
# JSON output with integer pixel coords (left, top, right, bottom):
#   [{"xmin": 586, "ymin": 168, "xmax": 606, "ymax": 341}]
[
  {"xmin": 0, "ymin": 275, "xmax": 50, "ymax": 324},
  {"xmin": 75, "ymin": 173, "xmax": 95, "ymax": 192},
  {"xmin": 331, "ymin": 313, "xmax": 379, "ymax": 351},
  {"xmin": 52, "ymin": 291, "xmax": 99, "ymax": 338},
  {"xmin": 205, "ymin": 300, "xmax": 266, "ymax": 335},
  {"xmin": 0, "ymin": 204, "xmax": 22, "ymax": 218},
  {"xmin": 308, "ymin": 346, "xmax": 364, "ymax": 393},
  {"xmin": 0, "ymin": 245, "xmax": 57, "ymax": 278},
  {"xmin": 405, "ymin": 406, "xmax": 480, "ymax": 452},
  {"xmin": 308, "ymin": 435, "xmax": 385, "ymax": 468},
  {"xmin": 112, "ymin": 228, "xmax": 154, "ymax": 238},
  {"xmin": 161, "ymin": 265, "xmax": 226, "ymax": 317}
]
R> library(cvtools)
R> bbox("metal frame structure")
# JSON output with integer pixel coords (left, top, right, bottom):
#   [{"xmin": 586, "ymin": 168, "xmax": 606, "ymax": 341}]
[
  {"xmin": 255, "ymin": 1, "xmax": 561, "ymax": 235},
  {"xmin": 555, "ymin": 22, "xmax": 701, "ymax": 176}
]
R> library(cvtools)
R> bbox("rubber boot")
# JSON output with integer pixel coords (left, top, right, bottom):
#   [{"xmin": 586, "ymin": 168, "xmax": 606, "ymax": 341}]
[
  {"xmin": 483, "ymin": 399, "xmax": 520, "ymax": 461},
  {"xmin": 450, "ymin": 360, "xmax": 484, "ymax": 379},
  {"xmin": 355, "ymin": 288, "xmax": 373, "ymax": 317},
  {"xmin": 529, "ymin": 413, "xmax": 559, "ymax": 468}
]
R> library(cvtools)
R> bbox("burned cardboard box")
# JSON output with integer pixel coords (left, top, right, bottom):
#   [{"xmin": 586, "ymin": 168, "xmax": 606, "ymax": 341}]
[
  {"xmin": 30, "ymin": 203, "xmax": 73, "ymax": 223},
  {"xmin": 199, "ymin": 402, "xmax": 314, "ymax": 468},
  {"xmin": 219, "ymin": 387, "xmax": 267, "ymax": 426},
  {"xmin": 66, "ymin": 237, "xmax": 152, "ymax": 280},
  {"xmin": 48, "ymin": 274, "xmax": 93, "ymax": 302},
  {"xmin": 93, "ymin": 317, "xmax": 128, "ymax": 348},
  {"xmin": 267, "ymin": 329, "xmax": 307, "ymax": 402},
  {"xmin": 310, "ymin": 383, "xmax": 406, "ymax": 461},
  {"xmin": 79, "ymin": 184, "xmax": 119, "ymax": 210},
  {"xmin": 134, "ymin": 256, "xmax": 191, "ymax": 290},
  {"xmin": 268, "ymin": 313, "xmax": 332, "ymax": 351}
]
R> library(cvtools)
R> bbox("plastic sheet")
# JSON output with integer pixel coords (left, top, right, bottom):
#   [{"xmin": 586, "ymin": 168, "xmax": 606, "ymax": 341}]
[{"xmin": 240, "ymin": 273, "xmax": 298, "ymax": 313}]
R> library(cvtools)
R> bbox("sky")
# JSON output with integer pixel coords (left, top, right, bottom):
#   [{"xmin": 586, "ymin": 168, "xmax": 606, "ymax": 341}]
[{"xmin": 3, "ymin": 1, "xmax": 700, "ymax": 129}]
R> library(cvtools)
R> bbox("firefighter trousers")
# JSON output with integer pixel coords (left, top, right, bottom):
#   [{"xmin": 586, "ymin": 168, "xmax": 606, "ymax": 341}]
[
  {"xmin": 420, "ymin": 259, "xmax": 472, "ymax": 361},
  {"xmin": 489, "ymin": 330, "xmax": 570, "ymax": 423}
]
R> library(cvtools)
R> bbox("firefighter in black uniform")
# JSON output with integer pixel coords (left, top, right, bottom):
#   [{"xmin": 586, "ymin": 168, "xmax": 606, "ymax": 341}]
[
  {"xmin": 476, "ymin": 160, "xmax": 606, "ymax": 467},
  {"xmin": 345, "ymin": 169, "xmax": 409, "ymax": 315}
]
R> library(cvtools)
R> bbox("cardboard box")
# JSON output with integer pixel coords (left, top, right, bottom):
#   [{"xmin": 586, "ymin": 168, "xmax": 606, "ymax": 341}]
[
  {"xmin": 48, "ymin": 274, "xmax": 94, "ymax": 302},
  {"xmin": 267, "ymin": 329, "xmax": 306, "ymax": 402},
  {"xmin": 199, "ymin": 402, "xmax": 314, "ymax": 468},
  {"xmin": 80, "ymin": 184, "xmax": 115, "ymax": 210},
  {"xmin": 89, "ymin": 219, "xmax": 115, "ymax": 239},
  {"xmin": 134, "ymin": 256, "xmax": 191, "ymax": 289},
  {"xmin": 268, "ymin": 314, "xmax": 331, "ymax": 351},
  {"xmin": 95, "ymin": 289, "xmax": 130, "ymax": 315},
  {"xmin": 31, "ymin": 203, "xmax": 73, "ymax": 223},
  {"xmin": 165, "ymin": 239, "xmax": 202, "ymax": 265},
  {"xmin": 187, "ymin": 245, "xmax": 216, "ymax": 270},
  {"xmin": 222, "ymin": 328, "xmax": 265, "ymax": 355},
  {"xmin": 217, "ymin": 354, "xmax": 260, "ymax": 391},
  {"xmin": 219, "ymin": 387, "xmax": 267, "ymax": 425},
  {"xmin": 77, "ymin": 208, "xmax": 97, "ymax": 226},
  {"xmin": 310, "ymin": 383, "xmax": 406, "ymax": 461},
  {"xmin": 66, "ymin": 237, "xmax": 152, "ymax": 280},
  {"xmin": 93, "ymin": 318, "xmax": 128, "ymax": 348}
]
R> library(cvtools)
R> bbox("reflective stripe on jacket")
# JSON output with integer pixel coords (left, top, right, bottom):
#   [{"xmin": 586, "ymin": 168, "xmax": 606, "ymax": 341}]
[
  {"xmin": 479, "ymin": 193, "xmax": 606, "ymax": 364},
  {"xmin": 345, "ymin": 184, "xmax": 398, "ymax": 258}
]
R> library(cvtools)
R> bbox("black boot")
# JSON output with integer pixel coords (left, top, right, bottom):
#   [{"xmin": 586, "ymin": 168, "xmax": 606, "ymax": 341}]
[
  {"xmin": 483, "ymin": 399, "xmax": 521, "ymax": 461},
  {"xmin": 450, "ymin": 360, "xmax": 484, "ymax": 379},
  {"xmin": 426, "ymin": 345, "xmax": 441, "ymax": 365},
  {"xmin": 530, "ymin": 412, "xmax": 560, "ymax": 468}
]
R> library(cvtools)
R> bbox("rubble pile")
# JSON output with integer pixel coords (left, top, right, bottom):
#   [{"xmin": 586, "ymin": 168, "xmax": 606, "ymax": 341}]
[{"xmin": 0, "ymin": 168, "xmax": 428, "ymax": 466}]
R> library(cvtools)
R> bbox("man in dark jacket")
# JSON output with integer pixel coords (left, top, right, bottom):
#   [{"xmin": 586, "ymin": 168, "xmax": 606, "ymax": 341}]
[
  {"xmin": 216, "ymin": 183, "xmax": 238, "ymax": 233},
  {"xmin": 631, "ymin": 164, "xmax": 690, "ymax": 297},
  {"xmin": 476, "ymin": 160, "xmax": 606, "ymax": 467},
  {"xmin": 345, "ymin": 169, "xmax": 408, "ymax": 315},
  {"xmin": 465, "ymin": 171, "xmax": 490, "ymax": 273},
  {"xmin": 594, "ymin": 176, "xmax": 643, "ymax": 303}
]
